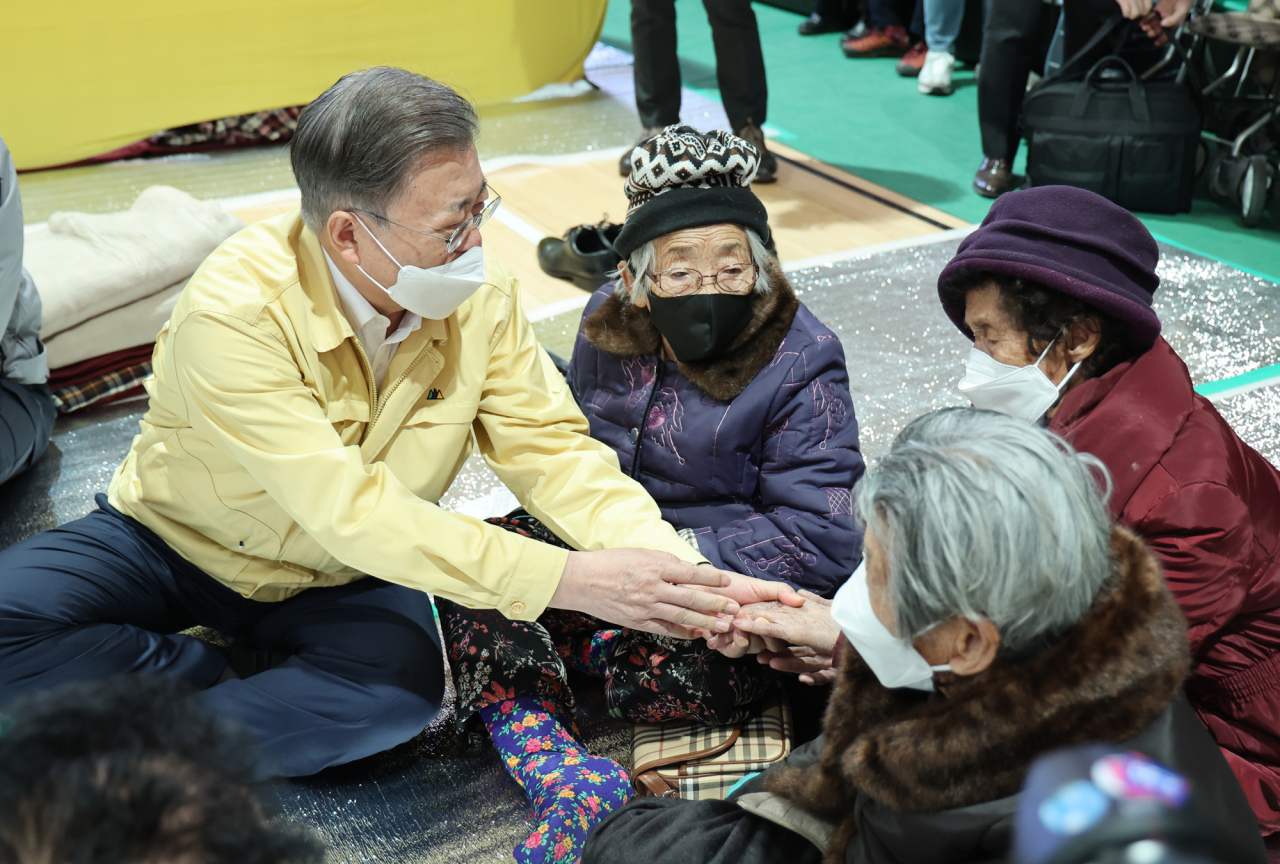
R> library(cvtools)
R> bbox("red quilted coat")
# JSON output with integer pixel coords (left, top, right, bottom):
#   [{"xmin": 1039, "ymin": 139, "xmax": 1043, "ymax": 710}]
[{"xmin": 1051, "ymin": 337, "xmax": 1280, "ymax": 832}]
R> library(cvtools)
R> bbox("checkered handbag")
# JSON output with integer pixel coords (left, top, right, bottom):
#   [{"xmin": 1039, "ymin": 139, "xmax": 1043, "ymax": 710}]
[{"xmin": 630, "ymin": 693, "xmax": 792, "ymax": 800}]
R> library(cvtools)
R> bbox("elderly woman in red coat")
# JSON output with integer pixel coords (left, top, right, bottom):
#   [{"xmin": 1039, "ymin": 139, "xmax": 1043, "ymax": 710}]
[{"xmin": 933, "ymin": 185, "xmax": 1280, "ymax": 833}]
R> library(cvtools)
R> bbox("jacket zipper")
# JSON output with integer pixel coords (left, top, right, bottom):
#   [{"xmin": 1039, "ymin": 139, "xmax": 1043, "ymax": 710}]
[
  {"xmin": 629, "ymin": 360, "xmax": 664, "ymax": 478},
  {"xmin": 350, "ymin": 338, "xmax": 431, "ymax": 444},
  {"xmin": 372, "ymin": 347, "xmax": 430, "ymax": 429}
]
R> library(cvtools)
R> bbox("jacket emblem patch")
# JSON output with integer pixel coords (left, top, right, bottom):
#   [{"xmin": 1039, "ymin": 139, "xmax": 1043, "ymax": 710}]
[{"xmin": 426, "ymin": 388, "xmax": 446, "ymax": 400}]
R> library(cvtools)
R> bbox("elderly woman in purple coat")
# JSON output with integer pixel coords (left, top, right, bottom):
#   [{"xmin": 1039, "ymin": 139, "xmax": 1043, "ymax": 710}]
[{"xmin": 437, "ymin": 126, "xmax": 863, "ymax": 864}]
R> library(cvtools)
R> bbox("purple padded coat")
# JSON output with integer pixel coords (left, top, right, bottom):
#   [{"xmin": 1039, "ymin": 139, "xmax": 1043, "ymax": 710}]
[{"xmin": 566, "ymin": 269, "xmax": 864, "ymax": 597}]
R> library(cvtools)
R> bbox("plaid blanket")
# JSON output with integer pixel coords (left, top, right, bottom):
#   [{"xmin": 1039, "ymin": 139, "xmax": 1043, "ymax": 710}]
[
  {"xmin": 151, "ymin": 107, "xmax": 301, "ymax": 149},
  {"xmin": 51, "ymin": 360, "xmax": 151, "ymax": 413}
]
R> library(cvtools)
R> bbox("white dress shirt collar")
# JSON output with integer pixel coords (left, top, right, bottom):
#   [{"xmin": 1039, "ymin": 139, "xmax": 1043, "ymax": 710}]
[{"xmin": 323, "ymin": 250, "xmax": 422, "ymax": 389}]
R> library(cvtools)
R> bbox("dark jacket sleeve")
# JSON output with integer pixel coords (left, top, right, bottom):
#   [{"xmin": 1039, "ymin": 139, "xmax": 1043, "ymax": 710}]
[
  {"xmin": 697, "ymin": 334, "xmax": 865, "ymax": 596},
  {"xmin": 583, "ymin": 797, "xmax": 825, "ymax": 864},
  {"xmin": 848, "ymin": 797, "xmax": 1015, "ymax": 864}
]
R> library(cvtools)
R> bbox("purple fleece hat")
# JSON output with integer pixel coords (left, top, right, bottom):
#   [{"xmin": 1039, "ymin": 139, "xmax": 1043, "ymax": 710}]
[{"xmin": 937, "ymin": 186, "xmax": 1162, "ymax": 348}]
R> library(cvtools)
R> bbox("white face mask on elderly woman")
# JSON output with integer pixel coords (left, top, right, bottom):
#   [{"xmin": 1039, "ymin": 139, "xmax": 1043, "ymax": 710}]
[
  {"xmin": 956, "ymin": 337, "xmax": 1083, "ymax": 423},
  {"xmin": 351, "ymin": 213, "xmax": 487, "ymax": 320},
  {"xmin": 830, "ymin": 560, "xmax": 951, "ymax": 691}
]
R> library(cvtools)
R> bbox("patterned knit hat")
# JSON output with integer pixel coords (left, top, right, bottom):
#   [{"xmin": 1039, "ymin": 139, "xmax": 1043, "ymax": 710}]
[{"xmin": 613, "ymin": 125, "xmax": 771, "ymax": 259}]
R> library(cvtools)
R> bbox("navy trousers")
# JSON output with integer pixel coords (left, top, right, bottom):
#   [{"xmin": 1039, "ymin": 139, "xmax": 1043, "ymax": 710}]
[
  {"xmin": 0, "ymin": 495, "xmax": 444, "ymax": 778},
  {"xmin": 0, "ymin": 379, "xmax": 56, "ymax": 487}
]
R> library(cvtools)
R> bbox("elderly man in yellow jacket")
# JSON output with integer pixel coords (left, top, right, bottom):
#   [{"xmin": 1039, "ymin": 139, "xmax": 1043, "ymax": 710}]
[{"xmin": 0, "ymin": 68, "xmax": 785, "ymax": 779}]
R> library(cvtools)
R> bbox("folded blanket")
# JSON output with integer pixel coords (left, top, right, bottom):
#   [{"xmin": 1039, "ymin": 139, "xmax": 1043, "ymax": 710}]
[
  {"xmin": 44, "ymin": 280, "xmax": 184, "ymax": 370},
  {"xmin": 24, "ymin": 186, "xmax": 243, "ymax": 339},
  {"xmin": 48, "ymin": 344, "xmax": 155, "ymax": 390},
  {"xmin": 50, "ymin": 359, "xmax": 152, "ymax": 413}
]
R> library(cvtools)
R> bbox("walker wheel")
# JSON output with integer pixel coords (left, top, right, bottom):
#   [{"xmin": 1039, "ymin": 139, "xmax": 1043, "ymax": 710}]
[
  {"xmin": 1208, "ymin": 149, "xmax": 1236, "ymax": 200},
  {"xmin": 1239, "ymin": 155, "xmax": 1271, "ymax": 228}
]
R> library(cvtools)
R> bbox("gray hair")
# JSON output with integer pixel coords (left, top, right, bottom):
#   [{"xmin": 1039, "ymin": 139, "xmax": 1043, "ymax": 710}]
[
  {"xmin": 855, "ymin": 408, "xmax": 1115, "ymax": 660},
  {"xmin": 291, "ymin": 67, "xmax": 479, "ymax": 234},
  {"xmin": 613, "ymin": 226, "xmax": 774, "ymax": 303}
]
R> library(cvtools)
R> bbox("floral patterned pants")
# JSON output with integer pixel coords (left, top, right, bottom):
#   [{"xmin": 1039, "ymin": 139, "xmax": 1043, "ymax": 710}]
[{"xmin": 438, "ymin": 513, "xmax": 778, "ymax": 729}]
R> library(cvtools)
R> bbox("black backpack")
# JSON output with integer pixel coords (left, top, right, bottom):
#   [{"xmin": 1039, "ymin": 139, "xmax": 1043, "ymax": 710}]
[{"xmin": 1021, "ymin": 18, "xmax": 1202, "ymax": 214}]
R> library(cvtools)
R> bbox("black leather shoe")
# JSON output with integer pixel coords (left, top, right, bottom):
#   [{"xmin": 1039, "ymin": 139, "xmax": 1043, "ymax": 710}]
[
  {"xmin": 619, "ymin": 126, "xmax": 665, "ymax": 176},
  {"xmin": 538, "ymin": 222, "xmax": 623, "ymax": 291},
  {"xmin": 797, "ymin": 12, "xmax": 851, "ymax": 35},
  {"xmin": 735, "ymin": 121, "xmax": 778, "ymax": 184},
  {"xmin": 973, "ymin": 157, "xmax": 1013, "ymax": 198}
]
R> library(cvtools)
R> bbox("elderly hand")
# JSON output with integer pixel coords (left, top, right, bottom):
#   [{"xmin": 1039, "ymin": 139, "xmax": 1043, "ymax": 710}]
[
  {"xmin": 722, "ymin": 591, "xmax": 842, "ymax": 684},
  {"xmin": 757, "ymin": 644, "xmax": 840, "ymax": 686},
  {"xmin": 735, "ymin": 592, "xmax": 840, "ymax": 656},
  {"xmin": 696, "ymin": 575, "xmax": 806, "ymax": 657},
  {"xmin": 550, "ymin": 548, "xmax": 740, "ymax": 639}
]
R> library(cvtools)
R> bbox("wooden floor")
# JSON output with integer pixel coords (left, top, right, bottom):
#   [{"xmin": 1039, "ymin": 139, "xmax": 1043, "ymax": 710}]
[{"xmin": 228, "ymin": 141, "xmax": 969, "ymax": 316}]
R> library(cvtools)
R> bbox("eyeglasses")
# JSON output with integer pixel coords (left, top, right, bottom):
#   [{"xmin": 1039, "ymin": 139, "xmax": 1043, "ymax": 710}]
[
  {"xmin": 354, "ymin": 187, "xmax": 502, "ymax": 254},
  {"xmin": 646, "ymin": 263, "xmax": 759, "ymax": 297}
]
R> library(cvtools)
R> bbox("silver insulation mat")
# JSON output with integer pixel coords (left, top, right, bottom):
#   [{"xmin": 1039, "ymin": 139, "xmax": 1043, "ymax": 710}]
[{"xmin": 0, "ymin": 238, "xmax": 1274, "ymax": 863}]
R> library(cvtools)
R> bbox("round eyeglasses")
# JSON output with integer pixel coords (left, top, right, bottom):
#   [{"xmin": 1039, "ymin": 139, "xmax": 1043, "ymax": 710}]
[
  {"xmin": 646, "ymin": 263, "xmax": 759, "ymax": 297},
  {"xmin": 355, "ymin": 188, "xmax": 502, "ymax": 254}
]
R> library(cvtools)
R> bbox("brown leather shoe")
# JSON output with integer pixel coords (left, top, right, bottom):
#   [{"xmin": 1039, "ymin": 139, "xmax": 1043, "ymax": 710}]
[
  {"xmin": 619, "ymin": 127, "xmax": 665, "ymax": 176},
  {"xmin": 735, "ymin": 121, "xmax": 778, "ymax": 183},
  {"xmin": 973, "ymin": 157, "xmax": 1013, "ymax": 198}
]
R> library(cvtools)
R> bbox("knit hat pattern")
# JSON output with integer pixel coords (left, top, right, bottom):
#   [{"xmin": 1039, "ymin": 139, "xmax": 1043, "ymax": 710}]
[
  {"xmin": 938, "ymin": 186, "xmax": 1163, "ymax": 349},
  {"xmin": 613, "ymin": 125, "xmax": 771, "ymax": 260},
  {"xmin": 623, "ymin": 125, "xmax": 760, "ymax": 217}
]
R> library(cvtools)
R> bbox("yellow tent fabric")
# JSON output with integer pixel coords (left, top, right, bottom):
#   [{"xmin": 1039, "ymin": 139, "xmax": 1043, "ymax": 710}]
[{"xmin": 2, "ymin": 0, "xmax": 607, "ymax": 171}]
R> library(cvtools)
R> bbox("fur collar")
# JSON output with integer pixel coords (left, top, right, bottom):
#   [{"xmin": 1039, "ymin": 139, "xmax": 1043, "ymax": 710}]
[
  {"xmin": 767, "ymin": 526, "xmax": 1189, "ymax": 863},
  {"xmin": 581, "ymin": 260, "xmax": 800, "ymax": 401}
]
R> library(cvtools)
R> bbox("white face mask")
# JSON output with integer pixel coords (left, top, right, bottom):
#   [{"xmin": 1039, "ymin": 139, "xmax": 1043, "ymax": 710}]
[
  {"xmin": 957, "ymin": 338, "xmax": 1083, "ymax": 423},
  {"xmin": 830, "ymin": 561, "xmax": 951, "ymax": 691},
  {"xmin": 351, "ymin": 213, "xmax": 486, "ymax": 320}
]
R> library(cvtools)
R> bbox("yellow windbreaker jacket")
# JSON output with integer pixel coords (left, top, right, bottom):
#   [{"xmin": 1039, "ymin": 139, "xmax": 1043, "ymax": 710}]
[{"xmin": 107, "ymin": 211, "xmax": 703, "ymax": 619}]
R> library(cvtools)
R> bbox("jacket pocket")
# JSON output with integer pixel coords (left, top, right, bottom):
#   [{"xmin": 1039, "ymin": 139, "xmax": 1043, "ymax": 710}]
[{"xmin": 403, "ymin": 400, "xmax": 480, "ymax": 427}]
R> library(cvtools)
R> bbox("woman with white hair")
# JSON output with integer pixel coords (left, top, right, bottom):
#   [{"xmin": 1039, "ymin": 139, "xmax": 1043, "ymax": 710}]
[{"xmin": 582, "ymin": 408, "xmax": 1262, "ymax": 864}]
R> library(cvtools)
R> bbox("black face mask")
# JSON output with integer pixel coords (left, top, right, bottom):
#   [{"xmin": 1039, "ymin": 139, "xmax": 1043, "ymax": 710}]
[{"xmin": 645, "ymin": 293, "xmax": 755, "ymax": 362}]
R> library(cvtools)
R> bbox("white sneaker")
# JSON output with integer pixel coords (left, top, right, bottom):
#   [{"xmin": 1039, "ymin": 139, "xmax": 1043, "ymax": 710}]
[{"xmin": 918, "ymin": 50, "xmax": 955, "ymax": 96}]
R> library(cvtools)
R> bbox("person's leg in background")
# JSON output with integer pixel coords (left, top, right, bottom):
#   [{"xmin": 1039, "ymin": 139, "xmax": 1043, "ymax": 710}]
[
  {"xmin": 974, "ymin": 0, "xmax": 1053, "ymax": 196},
  {"xmin": 798, "ymin": 0, "xmax": 858, "ymax": 35},
  {"xmin": 0, "ymin": 378, "xmax": 56, "ymax": 487},
  {"xmin": 843, "ymin": 0, "xmax": 913, "ymax": 57},
  {"xmin": 702, "ymin": 0, "xmax": 778, "ymax": 181},
  {"xmin": 622, "ymin": 0, "xmax": 683, "ymax": 176},
  {"xmin": 918, "ymin": 0, "xmax": 966, "ymax": 94}
]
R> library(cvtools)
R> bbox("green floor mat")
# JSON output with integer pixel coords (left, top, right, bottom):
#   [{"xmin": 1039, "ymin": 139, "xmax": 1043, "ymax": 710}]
[{"xmin": 600, "ymin": 0, "xmax": 1280, "ymax": 282}]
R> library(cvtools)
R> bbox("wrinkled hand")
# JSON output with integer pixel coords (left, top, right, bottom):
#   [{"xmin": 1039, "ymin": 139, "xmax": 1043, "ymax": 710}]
[
  {"xmin": 735, "ymin": 591, "xmax": 840, "ymax": 656},
  {"xmin": 550, "ymin": 548, "xmax": 739, "ymax": 639},
  {"xmin": 757, "ymin": 644, "xmax": 839, "ymax": 686},
  {"xmin": 717, "ymin": 591, "xmax": 842, "ymax": 683},
  {"xmin": 696, "ymin": 576, "xmax": 805, "ymax": 657}
]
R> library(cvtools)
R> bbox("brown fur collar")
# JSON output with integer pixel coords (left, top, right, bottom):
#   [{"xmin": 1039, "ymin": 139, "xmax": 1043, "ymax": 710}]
[
  {"xmin": 581, "ymin": 260, "xmax": 800, "ymax": 401},
  {"xmin": 767, "ymin": 526, "xmax": 1189, "ymax": 863}
]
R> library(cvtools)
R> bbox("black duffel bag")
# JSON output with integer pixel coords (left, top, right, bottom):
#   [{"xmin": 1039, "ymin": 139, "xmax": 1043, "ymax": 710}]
[{"xmin": 1022, "ymin": 19, "xmax": 1202, "ymax": 214}]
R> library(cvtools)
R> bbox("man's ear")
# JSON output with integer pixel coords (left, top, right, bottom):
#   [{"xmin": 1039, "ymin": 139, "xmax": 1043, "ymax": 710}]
[
  {"xmin": 948, "ymin": 616, "xmax": 1000, "ymax": 676},
  {"xmin": 327, "ymin": 211, "xmax": 362, "ymax": 267},
  {"xmin": 1064, "ymin": 315, "xmax": 1102, "ymax": 364}
]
